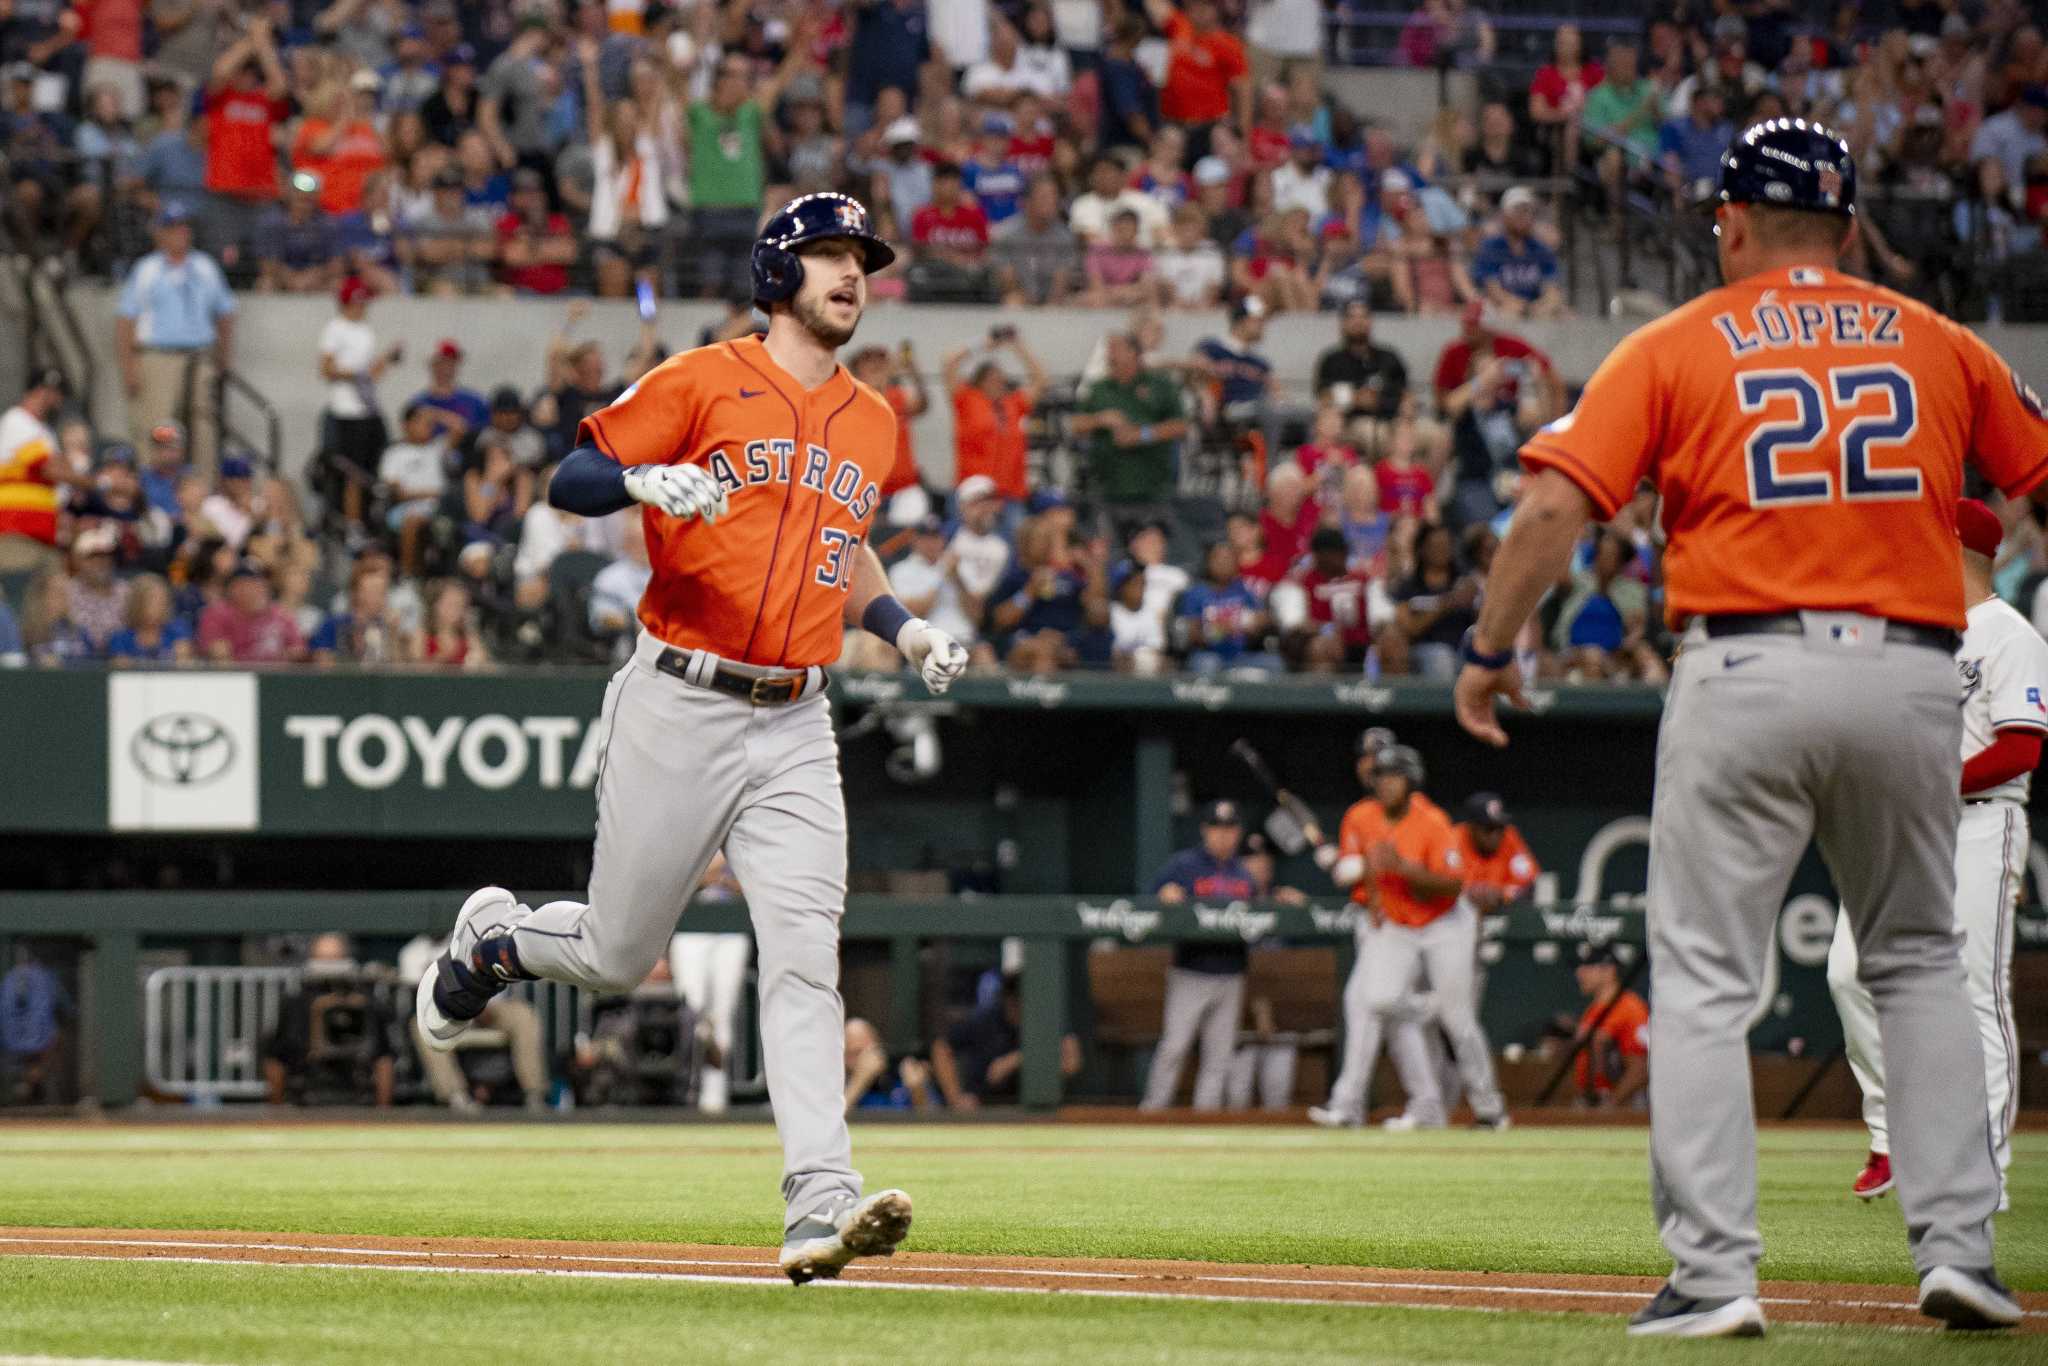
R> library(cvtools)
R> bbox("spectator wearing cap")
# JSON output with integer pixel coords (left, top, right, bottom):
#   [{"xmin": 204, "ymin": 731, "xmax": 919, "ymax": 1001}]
[
  {"xmin": 1069, "ymin": 154, "xmax": 1170, "ymax": 248},
  {"xmin": 291, "ymin": 70, "xmax": 389, "ymax": 216},
  {"xmin": 1175, "ymin": 539, "xmax": 1277, "ymax": 673},
  {"xmin": 1071, "ymin": 333, "xmax": 1191, "ymax": 530},
  {"xmin": 64, "ymin": 525, "xmax": 130, "ymax": 654},
  {"xmin": 198, "ymin": 562, "xmax": 303, "ymax": 663},
  {"xmin": 947, "ymin": 476, "xmax": 1014, "ymax": 608},
  {"xmin": 402, "ymin": 165, "xmax": 495, "ymax": 296},
  {"xmin": 1657, "ymin": 85, "xmax": 1734, "ymax": 202},
  {"xmin": 1109, "ymin": 559, "xmax": 1169, "ymax": 672},
  {"xmin": 105, "ymin": 572, "xmax": 193, "ymax": 665},
  {"xmin": 412, "ymin": 341, "xmax": 490, "ymax": 436},
  {"xmin": 684, "ymin": 32, "xmax": 815, "ymax": 297},
  {"xmin": 379, "ymin": 403, "xmax": 461, "ymax": 577},
  {"xmin": 992, "ymin": 175, "xmax": 1083, "ymax": 306},
  {"xmin": 1471, "ymin": 189, "xmax": 1565, "ymax": 320},
  {"xmin": 254, "ymin": 172, "xmax": 343, "ymax": 294},
  {"xmin": 1144, "ymin": 0, "xmax": 1249, "ymax": 164},
  {"xmin": 316, "ymin": 276, "xmax": 402, "ymax": 527},
  {"xmin": 137, "ymin": 73, "xmax": 209, "ymax": 206},
  {"xmin": 1097, "ymin": 14, "xmax": 1160, "ymax": 153},
  {"xmin": 1314, "ymin": 301, "xmax": 1408, "ymax": 421},
  {"xmin": 781, "ymin": 77, "xmax": 844, "ymax": 198},
  {"xmin": 989, "ymin": 517, "xmax": 1110, "ymax": 672},
  {"xmin": 889, "ymin": 513, "xmax": 991, "ymax": 666},
  {"xmin": 1452, "ymin": 793, "xmax": 1538, "ymax": 920},
  {"xmin": 115, "ymin": 201, "xmax": 235, "ymax": 471},
  {"xmin": 1567, "ymin": 945, "xmax": 1648, "ymax": 1108},
  {"xmin": 198, "ymin": 17, "xmax": 288, "ymax": 255},
  {"xmin": 875, "ymin": 117, "xmax": 936, "ymax": 226},
  {"xmin": 963, "ymin": 113, "xmax": 1028, "ymax": 225},
  {"xmin": 1084, "ymin": 209, "xmax": 1157, "ymax": 307},
  {"xmin": 1970, "ymin": 84, "xmax": 2048, "ymax": 190},
  {"xmin": 421, "ymin": 44, "xmax": 481, "ymax": 148},
  {"xmin": 1143, "ymin": 799, "xmax": 1259, "ymax": 1111},
  {"xmin": 1195, "ymin": 297, "xmax": 1277, "ymax": 439},
  {"xmin": 1191, "ymin": 155, "xmax": 1250, "ymax": 249},
  {"xmin": 379, "ymin": 24, "xmax": 442, "ymax": 115},
  {"xmin": 0, "ymin": 371, "xmax": 86, "ymax": 575},
  {"xmin": 138, "ymin": 422, "xmax": 187, "ymax": 520},
  {"xmin": 1274, "ymin": 526, "xmax": 1385, "ymax": 672},
  {"xmin": 495, "ymin": 169, "xmax": 577, "ymax": 296},
  {"xmin": 77, "ymin": 444, "xmax": 174, "ymax": 574},
  {"xmin": 1273, "ymin": 132, "xmax": 1333, "ymax": 217},
  {"xmin": 193, "ymin": 454, "xmax": 265, "ymax": 552},
  {"xmin": 944, "ymin": 333, "xmax": 1044, "ymax": 505}
]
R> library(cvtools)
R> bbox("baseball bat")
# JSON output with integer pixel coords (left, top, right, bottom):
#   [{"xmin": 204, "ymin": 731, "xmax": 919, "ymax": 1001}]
[{"xmin": 1228, "ymin": 738, "xmax": 1327, "ymax": 848}]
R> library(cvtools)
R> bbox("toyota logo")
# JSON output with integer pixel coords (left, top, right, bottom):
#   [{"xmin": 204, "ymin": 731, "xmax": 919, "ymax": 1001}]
[{"xmin": 131, "ymin": 712, "xmax": 236, "ymax": 787}]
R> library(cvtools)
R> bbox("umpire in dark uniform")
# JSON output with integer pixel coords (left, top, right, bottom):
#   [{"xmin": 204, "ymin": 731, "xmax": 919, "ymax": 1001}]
[{"xmin": 1140, "ymin": 800, "xmax": 1257, "ymax": 1111}]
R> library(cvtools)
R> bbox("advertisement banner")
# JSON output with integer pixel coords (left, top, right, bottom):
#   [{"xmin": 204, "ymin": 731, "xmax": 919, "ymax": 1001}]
[{"xmin": 108, "ymin": 672, "xmax": 259, "ymax": 831}]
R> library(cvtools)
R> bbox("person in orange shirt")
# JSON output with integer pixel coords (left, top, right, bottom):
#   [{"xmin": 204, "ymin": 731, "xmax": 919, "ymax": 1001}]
[
  {"xmin": 850, "ymin": 342, "xmax": 930, "ymax": 511},
  {"xmin": 1454, "ymin": 792, "xmax": 1539, "ymax": 915},
  {"xmin": 1142, "ymin": 0, "xmax": 1250, "ymax": 161},
  {"xmin": 944, "ymin": 330, "xmax": 1046, "ymax": 504},
  {"xmin": 1569, "ymin": 944, "xmax": 1648, "ymax": 1107},
  {"xmin": 0, "ymin": 371, "xmax": 85, "ymax": 572},
  {"xmin": 290, "ymin": 73, "xmax": 390, "ymax": 216},
  {"xmin": 1307, "ymin": 744, "xmax": 1509, "ymax": 1131},
  {"xmin": 1455, "ymin": 120, "xmax": 2041, "ymax": 1336},
  {"xmin": 412, "ymin": 192, "xmax": 965, "ymax": 1287}
]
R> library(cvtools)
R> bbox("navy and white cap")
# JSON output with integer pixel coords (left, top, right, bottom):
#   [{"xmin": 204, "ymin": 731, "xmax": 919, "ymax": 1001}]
[
  {"xmin": 1198, "ymin": 799, "xmax": 1243, "ymax": 827},
  {"xmin": 1717, "ymin": 118, "xmax": 1856, "ymax": 217}
]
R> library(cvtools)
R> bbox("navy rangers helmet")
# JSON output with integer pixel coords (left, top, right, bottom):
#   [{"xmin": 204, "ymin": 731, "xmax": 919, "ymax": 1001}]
[
  {"xmin": 1717, "ymin": 118, "xmax": 1856, "ymax": 217},
  {"xmin": 1374, "ymin": 744, "xmax": 1426, "ymax": 787},
  {"xmin": 751, "ymin": 192, "xmax": 896, "ymax": 306}
]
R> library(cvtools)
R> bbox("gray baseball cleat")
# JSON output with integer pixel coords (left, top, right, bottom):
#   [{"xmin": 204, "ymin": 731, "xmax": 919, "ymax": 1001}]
[
  {"xmin": 779, "ymin": 1189, "xmax": 914, "ymax": 1285},
  {"xmin": 1307, "ymin": 1105, "xmax": 1362, "ymax": 1129},
  {"xmin": 414, "ymin": 886, "xmax": 521, "ymax": 1054},
  {"xmin": 1626, "ymin": 1284, "xmax": 1766, "ymax": 1338},
  {"xmin": 1917, "ymin": 1267, "xmax": 2022, "ymax": 1330}
]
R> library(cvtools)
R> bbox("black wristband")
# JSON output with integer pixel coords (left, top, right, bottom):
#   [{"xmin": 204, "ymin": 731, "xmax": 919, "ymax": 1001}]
[{"xmin": 1460, "ymin": 626, "xmax": 1514, "ymax": 670}]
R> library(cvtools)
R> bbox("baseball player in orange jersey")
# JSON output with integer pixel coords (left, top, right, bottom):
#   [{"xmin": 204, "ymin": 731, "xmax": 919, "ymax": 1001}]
[
  {"xmin": 1455, "ymin": 121, "xmax": 2048, "ymax": 1337},
  {"xmin": 412, "ymin": 192, "xmax": 968, "ymax": 1284},
  {"xmin": 1421, "ymin": 793, "xmax": 1539, "ymax": 1116}
]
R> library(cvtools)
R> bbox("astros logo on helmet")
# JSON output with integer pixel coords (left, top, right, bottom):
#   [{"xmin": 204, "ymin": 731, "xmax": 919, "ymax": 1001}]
[{"xmin": 751, "ymin": 192, "xmax": 897, "ymax": 307}]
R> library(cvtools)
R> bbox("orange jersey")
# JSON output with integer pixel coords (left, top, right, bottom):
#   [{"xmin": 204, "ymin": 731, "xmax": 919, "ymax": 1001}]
[
  {"xmin": 1337, "ymin": 796, "xmax": 1463, "ymax": 928},
  {"xmin": 1522, "ymin": 265, "xmax": 2048, "ymax": 631},
  {"xmin": 1454, "ymin": 823, "xmax": 1538, "ymax": 900},
  {"xmin": 579, "ymin": 334, "xmax": 898, "ymax": 668},
  {"xmin": 881, "ymin": 385, "xmax": 921, "ymax": 496},
  {"xmin": 1575, "ymin": 989, "xmax": 1649, "ymax": 1094}
]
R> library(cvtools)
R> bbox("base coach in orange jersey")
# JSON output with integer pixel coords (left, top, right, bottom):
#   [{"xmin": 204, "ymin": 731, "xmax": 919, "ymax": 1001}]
[
  {"xmin": 411, "ymin": 193, "xmax": 969, "ymax": 1285},
  {"xmin": 1455, "ymin": 121, "xmax": 2048, "ymax": 1338}
]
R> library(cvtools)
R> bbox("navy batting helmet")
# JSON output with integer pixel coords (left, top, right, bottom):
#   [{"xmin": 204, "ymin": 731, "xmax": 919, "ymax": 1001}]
[
  {"xmin": 1375, "ymin": 744, "xmax": 1425, "ymax": 787},
  {"xmin": 1717, "ymin": 118, "xmax": 1856, "ymax": 217},
  {"xmin": 751, "ymin": 192, "xmax": 896, "ymax": 307}
]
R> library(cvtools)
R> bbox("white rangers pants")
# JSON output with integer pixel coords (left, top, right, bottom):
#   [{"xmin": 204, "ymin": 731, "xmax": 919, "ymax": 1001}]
[
  {"xmin": 670, "ymin": 931, "xmax": 753, "ymax": 1111},
  {"xmin": 1827, "ymin": 798, "xmax": 2025, "ymax": 1191}
]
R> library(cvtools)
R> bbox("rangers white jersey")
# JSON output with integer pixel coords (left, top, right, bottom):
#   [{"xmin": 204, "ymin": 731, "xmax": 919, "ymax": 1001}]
[{"xmin": 1958, "ymin": 595, "xmax": 2048, "ymax": 803}]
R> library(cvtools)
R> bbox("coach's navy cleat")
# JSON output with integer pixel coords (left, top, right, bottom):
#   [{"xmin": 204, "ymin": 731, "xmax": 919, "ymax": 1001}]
[
  {"xmin": 1918, "ymin": 1267, "xmax": 2022, "ymax": 1330},
  {"xmin": 1626, "ymin": 1284, "xmax": 1766, "ymax": 1338},
  {"xmin": 415, "ymin": 887, "xmax": 527, "ymax": 1054},
  {"xmin": 779, "ymin": 1189, "xmax": 914, "ymax": 1285}
]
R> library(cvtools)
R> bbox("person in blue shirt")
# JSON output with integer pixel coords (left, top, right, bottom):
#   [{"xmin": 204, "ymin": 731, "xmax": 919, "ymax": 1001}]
[
  {"xmin": 1139, "ymin": 800, "xmax": 1261, "ymax": 1111},
  {"xmin": 410, "ymin": 339, "xmax": 491, "ymax": 438},
  {"xmin": 1097, "ymin": 15, "xmax": 1159, "ymax": 153},
  {"xmin": 105, "ymin": 573, "xmax": 195, "ymax": 665},
  {"xmin": 1177, "ymin": 541, "xmax": 1278, "ymax": 673},
  {"xmin": 846, "ymin": 0, "xmax": 930, "ymax": 132},
  {"xmin": 962, "ymin": 115, "xmax": 1027, "ymax": 225},
  {"xmin": 114, "ymin": 202, "xmax": 238, "ymax": 465},
  {"xmin": 138, "ymin": 421, "xmax": 188, "ymax": 519},
  {"xmin": 1658, "ymin": 85, "xmax": 1734, "ymax": 202},
  {"xmin": 1470, "ymin": 187, "xmax": 1565, "ymax": 319}
]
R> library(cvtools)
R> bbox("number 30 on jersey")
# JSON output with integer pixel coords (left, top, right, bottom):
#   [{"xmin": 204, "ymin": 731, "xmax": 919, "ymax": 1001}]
[{"xmin": 1738, "ymin": 363, "xmax": 1920, "ymax": 507}]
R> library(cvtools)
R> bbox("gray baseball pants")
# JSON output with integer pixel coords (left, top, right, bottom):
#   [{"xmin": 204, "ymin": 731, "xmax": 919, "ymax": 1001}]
[
  {"xmin": 1327, "ymin": 906, "xmax": 1503, "ymax": 1124},
  {"xmin": 492, "ymin": 633, "xmax": 858, "ymax": 1231},
  {"xmin": 1141, "ymin": 968, "xmax": 1245, "ymax": 1110},
  {"xmin": 1648, "ymin": 619, "xmax": 2000, "ymax": 1298}
]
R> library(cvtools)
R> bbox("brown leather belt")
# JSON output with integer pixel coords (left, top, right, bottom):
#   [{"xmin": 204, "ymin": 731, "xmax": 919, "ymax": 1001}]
[{"xmin": 653, "ymin": 647, "xmax": 812, "ymax": 706}]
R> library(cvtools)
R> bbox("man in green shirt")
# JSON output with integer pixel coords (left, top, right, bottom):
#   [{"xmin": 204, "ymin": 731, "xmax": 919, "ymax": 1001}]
[
  {"xmin": 1071, "ymin": 334, "xmax": 1192, "ymax": 529},
  {"xmin": 1581, "ymin": 40, "xmax": 1662, "ymax": 171},
  {"xmin": 685, "ymin": 24, "xmax": 813, "ymax": 295}
]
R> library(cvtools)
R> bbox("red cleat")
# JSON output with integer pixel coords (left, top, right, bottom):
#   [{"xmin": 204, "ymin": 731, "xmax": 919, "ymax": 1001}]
[{"xmin": 1853, "ymin": 1151, "xmax": 1894, "ymax": 1200}]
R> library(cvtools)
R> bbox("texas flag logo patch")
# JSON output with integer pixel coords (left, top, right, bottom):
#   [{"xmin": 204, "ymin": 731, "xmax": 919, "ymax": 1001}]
[{"xmin": 2029, "ymin": 686, "xmax": 2046, "ymax": 715}]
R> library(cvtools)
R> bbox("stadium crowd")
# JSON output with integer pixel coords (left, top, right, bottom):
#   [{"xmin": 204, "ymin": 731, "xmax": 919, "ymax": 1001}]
[{"xmin": 5, "ymin": 0, "xmax": 2048, "ymax": 680}]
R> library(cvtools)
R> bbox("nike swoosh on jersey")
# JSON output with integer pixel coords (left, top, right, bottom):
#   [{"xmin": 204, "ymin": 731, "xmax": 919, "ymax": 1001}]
[
  {"xmin": 740, "ymin": 387, "xmax": 765, "ymax": 398},
  {"xmin": 1723, "ymin": 651, "xmax": 1762, "ymax": 669}
]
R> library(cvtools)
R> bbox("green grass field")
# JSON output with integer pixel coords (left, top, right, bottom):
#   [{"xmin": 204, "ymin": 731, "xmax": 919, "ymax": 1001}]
[{"xmin": 0, "ymin": 1122, "xmax": 2039, "ymax": 1364}]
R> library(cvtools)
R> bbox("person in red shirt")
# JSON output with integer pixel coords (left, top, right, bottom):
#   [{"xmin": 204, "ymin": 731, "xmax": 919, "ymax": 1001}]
[
  {"xmin": 911, "ymin": 163, "xmax": 991, "ymax": 265},
  {"xmin": 201, "ymin": 17, "xmax": 289, "ymax": 258},
  {"xmin": 290, "ymin": 72, "xmax": 389, "ymax": 215},
  {"xmin": 495, "ymin": 170, "xmax": 576, "ymax": 295},
  {"xmin": 1007, "ymin": 92, "xmax": 1058, "ymax": 177},
  {"xmin": 1431, "ymin": 300, "xmax": 1555, "ymax": 407},
  {"xmin": 1276, "ymin": 526, "xmax": 1377, "ymax": 670},
  {"xmin": 1294, "ymin": 404, "xmax": 1361, "ymax": 497},
  {"xmin": 1569, "ymin": 944, "xmax": 1648, "ymax": 1107},
  {"xmin": 850, "ymin": 344, "xmax": 929, "ymax": 502},
  {"xmin": 198, "ymin": 562, "xmax": 306, "ymax": 663},
  {"xmin": 1373, "ymin": 432, "xmax": 1436, "ymax": 520},
  {"xmin": 1528, "ymin": 25, "xmax": 1603, "ymax": 137},
  {"xmin": 1144, "ymin": 0, "xmax": 1249, "ymax": 160},
  {"xmin": 944, "ymin": 333, "xmax": 1045, "ymax": 502}
]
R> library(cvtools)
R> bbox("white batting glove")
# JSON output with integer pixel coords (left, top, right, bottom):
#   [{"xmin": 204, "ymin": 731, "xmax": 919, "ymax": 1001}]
[
  {"xmin": 896, "ymin": 618, "xmax": 969, "ymax": 695},
  {"xmin": 624, "ymin": 464, "xmax": 727, "ymax": 524},
  {"xmin": 1312, "ymin": 844, "xmax": 1339, "ymax": 872}
]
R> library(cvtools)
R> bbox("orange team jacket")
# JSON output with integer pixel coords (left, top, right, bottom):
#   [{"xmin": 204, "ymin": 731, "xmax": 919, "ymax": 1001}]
[
  {"xmin": 1453, "ymin": 822, "xmax": 1539, "ymax": 901},
  {"xmin": 1521, "ymin": 265, "xmax": 2048, "ymax": 631},
  {"xmin": 579, "ymin": 333, "xmax": 899, "ymax": 668},
  {"xmin": 1576, "ymin": 990, "xmax": 1650, "ymax": 1094},
  {"xmin": 1337, "ymin": 795, "xmax": 1464, "ymax": 929}
]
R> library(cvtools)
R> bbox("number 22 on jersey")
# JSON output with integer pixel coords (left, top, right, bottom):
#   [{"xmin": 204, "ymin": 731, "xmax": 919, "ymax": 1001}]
[{"xmin": 1737, "ymin": 363, "xmax": 1920, "ymax": 508}]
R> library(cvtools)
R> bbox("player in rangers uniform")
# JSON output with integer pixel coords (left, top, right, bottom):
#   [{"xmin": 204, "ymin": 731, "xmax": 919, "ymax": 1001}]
[
  {"xmin": 1308, "ymin": 745, "xmax": 1509, "ymax": 1131},
  {"xmin": 412, "ymin": 193, "xmax": 968, "ymax": 1284},
  {"xmin": 1455, "ymin": 121, "xmax": 2045, "ymax": 1335},
  {"xmin": 1828, "ymin": 499, "xmax": 2043, "ymax": 1208}
]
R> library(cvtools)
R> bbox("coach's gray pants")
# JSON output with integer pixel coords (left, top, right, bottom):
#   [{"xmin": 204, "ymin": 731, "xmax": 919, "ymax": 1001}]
[
  {"xmin": 496, "ymin": 634, "xmax": 858, "ymax": 1231},
  {"xmin": 1648, "ymin": 619, "xmax": 1999, "ymax": 1298},
  {"xmin": 1327, "ymin": 905, "xmax": 1503, "ymax": 1124},
  {"xmin": 1141, "ymin": 968, "xmax": 1245, "ymax": 1110}
]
